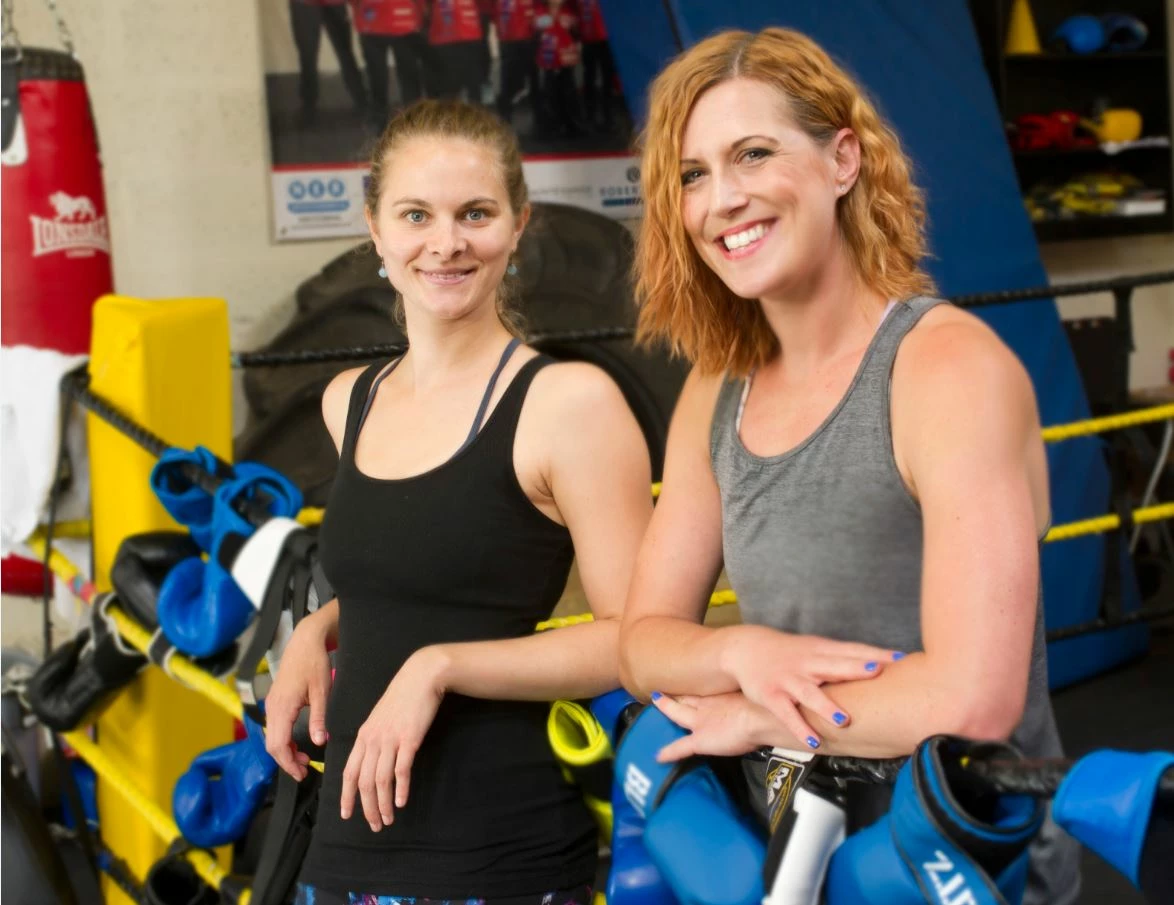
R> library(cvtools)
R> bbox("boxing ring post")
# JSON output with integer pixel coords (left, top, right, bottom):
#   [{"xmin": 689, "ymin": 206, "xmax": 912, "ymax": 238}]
[{"xmin": 87, "ymin": 295, "xmax": 236, "ymax": 903}]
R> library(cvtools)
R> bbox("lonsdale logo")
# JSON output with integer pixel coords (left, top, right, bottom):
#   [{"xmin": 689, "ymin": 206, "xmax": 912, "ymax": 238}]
[{"xmin": 30, "ymin": 191, "xmax": 111, "ymax": 257}]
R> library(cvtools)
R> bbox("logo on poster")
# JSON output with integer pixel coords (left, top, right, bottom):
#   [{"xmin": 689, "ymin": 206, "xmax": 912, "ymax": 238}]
[{"xmin": 30, "ymin": 192, "xmax": 111, "ymax": 257}]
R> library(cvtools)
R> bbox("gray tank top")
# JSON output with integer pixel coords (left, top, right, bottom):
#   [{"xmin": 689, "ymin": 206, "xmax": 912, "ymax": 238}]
[{"xmin": 710, "ymin": 296, "xmax": 1079, "ymax": 905}]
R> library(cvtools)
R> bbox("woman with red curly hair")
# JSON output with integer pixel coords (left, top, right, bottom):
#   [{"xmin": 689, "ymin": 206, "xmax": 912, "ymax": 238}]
[{"xmin": 618, "ymin": 27, "xmax": 1079, "ymax": 905}]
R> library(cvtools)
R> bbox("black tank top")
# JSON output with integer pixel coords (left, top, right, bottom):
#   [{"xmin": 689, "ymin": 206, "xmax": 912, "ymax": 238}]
[{"xmin": 300, "ymin": 352, "xmax": 597, "ymax": 898}]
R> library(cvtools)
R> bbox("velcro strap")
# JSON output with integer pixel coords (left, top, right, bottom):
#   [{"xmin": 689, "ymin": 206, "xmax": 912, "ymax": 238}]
[{"xmin": 223, "ymin": 517, "xmax": 305, "ymax": 610}]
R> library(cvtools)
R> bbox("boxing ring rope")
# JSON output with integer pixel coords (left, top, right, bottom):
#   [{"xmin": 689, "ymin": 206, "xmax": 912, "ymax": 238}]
[
  {"xmin": 231, "ymin": 270, "xmax": 1174, "ymax": 370},
  {"xmin": 61, "ymin": 728, "xmax": 249, "ymax": 905},
  {"xmin": 25, "ymin": 532, "xmax": 245, "ymax": 725}
]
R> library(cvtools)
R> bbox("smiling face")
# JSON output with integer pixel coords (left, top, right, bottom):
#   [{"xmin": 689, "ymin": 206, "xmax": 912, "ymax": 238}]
[
  {"xmin": 366, "ymin": 135, "xmax": 528, "ymax": 327},
  {"xmin": 679, "ymin": 78, "xmax": 858, "ymax": 303}
]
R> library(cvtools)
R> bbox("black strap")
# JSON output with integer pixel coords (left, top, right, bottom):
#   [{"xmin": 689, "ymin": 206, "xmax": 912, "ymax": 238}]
[
  {"xmin": 461, "ymin": 337, "xmax": 521, "ymax": 451},
  {"xmin": 235, "ymin": 532, "xmax": 317, "ymax": 725},
  {"xmin": 250, "ymin": 772, "xmax": 322, "ymax": 905},
  {"xmin": 356, "ymin": 355, "xmax": 405, "ymax": 436},
  {"xmin": 355, "ymin": 337, "xmax": 521, "ymax": 451}
]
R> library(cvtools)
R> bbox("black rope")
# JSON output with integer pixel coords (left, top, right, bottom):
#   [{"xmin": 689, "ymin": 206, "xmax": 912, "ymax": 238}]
[
  {"xmin": 233, "ymin": 271, "xmax": 1174, "ymax": 369},
  {"xmin": 61, "ymin": 370, "xmax": 274, "ymax": 530},
  {"xmin": 234, "ymin": 325, "xmax": 641, "ymax": 369},
  {"xmin": 952, "ymin": 270, "xmax": 1174, "ymax": 307}
]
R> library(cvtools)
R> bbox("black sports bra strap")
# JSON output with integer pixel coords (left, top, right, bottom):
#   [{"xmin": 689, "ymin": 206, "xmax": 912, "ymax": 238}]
[
  {"xmin": 459, "ymin": 337, "xmax": 521, "ymax": 454},
  {"xmin": 354, "ymin": 337, "xmax": 521, "ymax": 453},
  {"xmin": 356, "ymin": 355, "xmax": 405, "ymax": 437}
]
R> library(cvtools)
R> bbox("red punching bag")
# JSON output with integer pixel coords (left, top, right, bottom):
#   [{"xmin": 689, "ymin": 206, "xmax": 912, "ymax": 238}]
[{"xmin": 2, "ymin": 35, "xmax": 113, "ymax": 594}]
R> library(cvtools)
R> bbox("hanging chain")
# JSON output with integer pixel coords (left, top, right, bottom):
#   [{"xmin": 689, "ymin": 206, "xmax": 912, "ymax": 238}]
[
  {"xmin": 43, "ymin": 0, "xmax": 74, "ymax": 56},
  {"xmin": 1, "ymin": 0, "xmax": 76, "ymax": 57},
  {"xmin": 1, "ymin": 0, "xmax": 22, "ymax": 57}
]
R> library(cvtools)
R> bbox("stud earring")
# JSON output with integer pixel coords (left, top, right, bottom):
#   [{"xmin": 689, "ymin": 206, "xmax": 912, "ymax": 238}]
[
  {"xmin": 377, "ymin": 265, "xmax": 388, "ymax": 278},
  {"xmin": 507, "ymin": 262, "xmax": 518, "ymax": 276}
]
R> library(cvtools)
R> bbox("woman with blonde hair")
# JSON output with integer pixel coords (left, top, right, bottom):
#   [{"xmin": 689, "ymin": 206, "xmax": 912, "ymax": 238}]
[{"xmin": 619, "ymin": 27, "xmax": 1078, "ymax": 904}]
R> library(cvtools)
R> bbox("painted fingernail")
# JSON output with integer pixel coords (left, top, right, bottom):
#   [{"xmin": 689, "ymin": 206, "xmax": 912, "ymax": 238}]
[
  {"xmin": 651, "ymin": 691, "xmax": 663, "ymax": 701},
  {"xmin": 806, "ymin": 736, "xmax": 820, "ymax": 749},
  {"xmin": 864, "ymin": 661, "xmax": 878, "ymax": 672},
  {"xmin": 892, "ymin": 652, "xmax": 906, "ymax": 661},
  {"xmin": 833, "ymin": 711, "xmax": 847, "ymax": 726}
]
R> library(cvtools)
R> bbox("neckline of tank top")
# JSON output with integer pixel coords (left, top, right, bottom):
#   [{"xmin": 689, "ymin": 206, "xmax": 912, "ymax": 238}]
[
  {"xmin": 732, "ymin": 297, "xmax": 904, "ymax": 463},
  {"xmin": 349, "ymin": 347, "xmax": 541, "ymax": 486}
]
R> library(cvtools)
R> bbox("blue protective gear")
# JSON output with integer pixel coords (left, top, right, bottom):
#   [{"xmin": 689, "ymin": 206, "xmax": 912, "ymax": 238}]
[
  {"xmin": 610, "ymin": 776, "xmax": 679, "ymax": 905},
  {"xmin": 209, "ymin": 462, "xmax": 303, "ymax": 553},
  {"xmin": 591, "ymin": 690, "xmax": 678, "ymax": 905},
  {"xmin": 614, "ymin": 705, "xmax": 765, "ymax": 905},
  {"xmin": 1051, "ymin": 15, "xmax": 1105, "ymax": 54},
  {"xmin": 156, "ymin": 555, "xmax": 254, "ymax": 659},
  {"xmin": 174, "ymin": 716, "xmax": 277, "ymax": 848},
  {"xmin": 149, "ymin": 446, "xmax": 234, "ymax": 551},
  {"xmin": 1052, "ymin": 750, "xmax": 1174, "ymax": 890},
  {"xmin": 826, "ymin": 736, "xmax": 1043, "ymax": 905},
  {"xmin": 155, "ymin": 461, "xmax": 304, "ymax": 659},
  {"xmin": 1100, "ymin": 14, "xmax": 1148, "ymax": 52},
  {"xmin": 592, "ymin": 687, "xmax": 642, "ymax": 747}
]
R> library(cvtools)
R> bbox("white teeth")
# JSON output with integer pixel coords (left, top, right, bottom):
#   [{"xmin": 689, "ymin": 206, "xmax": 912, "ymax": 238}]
[{"xmin": 722, "ymin": 222, "xmax": 768, "ymax": 251}]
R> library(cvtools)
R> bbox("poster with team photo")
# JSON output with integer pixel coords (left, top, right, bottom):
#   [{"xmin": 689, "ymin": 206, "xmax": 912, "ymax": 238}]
[{"xmin": 259, "ymin": 0, "xmax": 641, "ymax": 241}]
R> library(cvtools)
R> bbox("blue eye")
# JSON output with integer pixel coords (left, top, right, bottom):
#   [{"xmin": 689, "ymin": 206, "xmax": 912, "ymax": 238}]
[
  {"xmin": 405, "ymin": 210, "xmax": 426, "ymax": 224},
  {"xmin": 466, "ymin": 208, "xmax": 487, "ymax": 222}
]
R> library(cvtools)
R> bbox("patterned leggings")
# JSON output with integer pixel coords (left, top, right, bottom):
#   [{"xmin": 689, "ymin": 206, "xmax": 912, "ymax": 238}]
[{"xmin": 294, "ymin": 882, "xmax": 594, "ymax": 905}]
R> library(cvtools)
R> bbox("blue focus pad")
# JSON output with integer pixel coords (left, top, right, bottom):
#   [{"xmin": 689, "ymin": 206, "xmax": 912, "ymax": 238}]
[
  {"xmin": 645, "ymin": 770, "xmax": 765, "ymax": 905},
  {"xmin": 150, "ymin": 446, "xmax": 232, "ymax": 551},
  {"xmin": 1052, "ymin": 750, "xmax": 1174, "ymax": 887},
  {"xmin": 174, "ymin": 716, "xmax": 276, "ymax": 849},
  {"xmin": 592, "ymin": 688, "xmax": 640, "ymax": 748},
  {"xmin": 609, "ymin": 781, "xmax": 679, "ymax": 905},
  {"xmin": 156, "ymin": 556, "xmax": 254, "ymax": 658}
]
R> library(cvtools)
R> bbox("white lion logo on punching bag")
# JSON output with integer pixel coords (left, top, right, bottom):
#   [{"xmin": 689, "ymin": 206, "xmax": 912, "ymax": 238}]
[
  {"xmin": 30, "ymin": 191, "xmax": 110, "ymax": 257},
  {"xmin": 48, "ymin": 191, "xmax": 98, "ymax": 221}
]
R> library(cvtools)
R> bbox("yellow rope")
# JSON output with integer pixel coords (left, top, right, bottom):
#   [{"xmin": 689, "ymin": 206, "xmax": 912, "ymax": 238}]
[
  {"xmin": 1044, "ymin": 502, "xmax": 1174, "ymax": 543},
  {"xmin": 1041, "ymin": 403, "xmax": 1174, "ymax": 443},
  {"xmin": 292, "ymin": 407, "xmax": 1170, "ymax": 523},
  {"xmin": 61, "ymin": 729, "xmax": 250, "ymax": 905},
  {"xmin": 24, "ymin": 534, "xmax": 245, "ymax": 722}
]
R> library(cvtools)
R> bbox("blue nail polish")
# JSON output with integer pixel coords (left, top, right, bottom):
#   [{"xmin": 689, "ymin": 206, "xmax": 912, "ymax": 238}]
[
  {"xmin": 651, "ymin": 691, "xmax": 663, "ymax": 701},
  {"xmin": 806, "ymin": 736, "xmax": 820, "ymax": 749},
  {"xmin": 865, "ymin": 661, "xmax": 878, "ymax": 672},
  {"xmin": 833, "ymin": 711, "xmax": 847, "ymax": 726},
  {"xmin": 892, "ymin": 652, "xmax": 906, "ymax": 662}
]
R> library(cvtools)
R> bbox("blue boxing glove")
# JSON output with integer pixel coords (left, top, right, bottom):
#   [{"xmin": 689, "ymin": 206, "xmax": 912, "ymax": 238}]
[
  {"xmin": 150, "ymin": 447, "xmax": 234, "ymax": 552},
  {"xmin": 156, "ymin": 555, "xmax": 254, "ymax": 659},
  {"xmin": 592, "ymin": 689, "xmax": 679, "ymax": 905},
  {"xmin": 1052, "ymin": 750, "xmax": 1174, "ymax": 898},
  {"xmin": 826, "ymin": 736, "xmax": 1044, "ymax": 905},
  {"xmin": 174, "ymin": 717, "xmax": 277, "ymax": 848},
  {"xmin": 611, "ymin": 777, "xmax": 680, "ymax": 905},
  {"xmin": 615, "ymin": 705, "xmax": 766, "ymax": 905}
]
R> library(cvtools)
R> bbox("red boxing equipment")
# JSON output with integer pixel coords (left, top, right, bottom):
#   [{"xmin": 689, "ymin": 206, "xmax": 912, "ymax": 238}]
[{"xmin": 2, "ymin": 46, "xmax": 113, "ymax": 595}]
